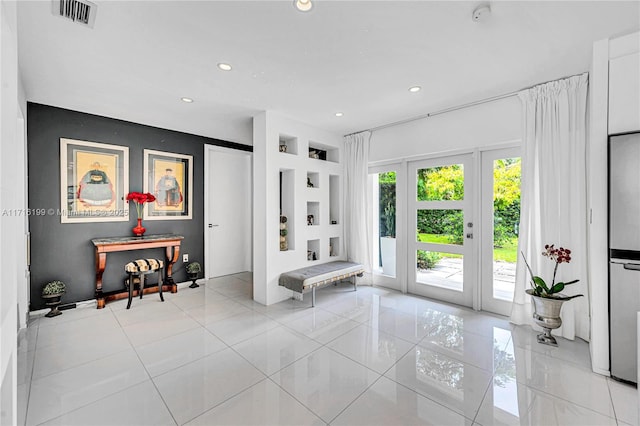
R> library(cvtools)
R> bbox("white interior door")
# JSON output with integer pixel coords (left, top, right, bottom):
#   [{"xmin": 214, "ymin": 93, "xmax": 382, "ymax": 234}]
[
  {"xmin": 480, "ymin": 148, "xmax": 521, "ymax": 316},
  {"xmin": 205, "ymin": 146, "xmax": 252, "ymax": 278},
  {"xmin": 408, "ymin": 154, "xmax": 475, "ymax": 307}
]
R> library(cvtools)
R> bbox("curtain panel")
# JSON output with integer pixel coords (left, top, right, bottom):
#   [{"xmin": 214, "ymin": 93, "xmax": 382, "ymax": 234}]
[
  {"xmin": 511, "ymin": 73, "xmax": 590, "ymax": 341},
  {"xmin": 344, "ymin": 132, "xmax": 372, "ymax": 272}
]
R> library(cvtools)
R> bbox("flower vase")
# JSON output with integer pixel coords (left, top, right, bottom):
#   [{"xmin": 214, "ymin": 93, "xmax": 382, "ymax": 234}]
[
  {"xmin": 132, "ymin": 218, "xmax": 146, "ymax": 237},
  {"xmin": 526, "ymin": 289, "xmax": 566, "ymax": 346}
]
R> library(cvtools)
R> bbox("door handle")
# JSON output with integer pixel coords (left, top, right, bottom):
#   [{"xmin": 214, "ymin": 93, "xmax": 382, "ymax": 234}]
[
  {"xmin": 623, "ymin": 263, "xmax": 640, "ymax": 271},
  {"xmin": 466, "ymin": 233, "xmax": 473, "ymax": 239},
  {"xmin": 208, "ymin": 224, "xmax": 219, "ymax": 228}
]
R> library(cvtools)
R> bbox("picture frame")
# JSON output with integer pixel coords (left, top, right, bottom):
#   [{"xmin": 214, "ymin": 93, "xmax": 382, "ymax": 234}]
[
  {"xmin": 60, "ymin": 138, "xmax": 129, "ymax": 223},
  {"xmin": 143, "ymin": 149, "xmax": 193, "ymax": 220}
]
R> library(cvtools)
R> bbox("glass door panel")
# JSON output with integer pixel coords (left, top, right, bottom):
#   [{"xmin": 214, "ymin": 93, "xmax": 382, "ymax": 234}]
[
  {"xmin": 481, "ymin": 148, "xmax": 521, "ymax": 315},
  {"xmin": 409, "ymin": 154, "xmax": 474, "ymax": 307},
  {"xmin": 417, "ymin": 209, "xmax": 464, "ymax": 245},
  {"xmin": 416, "ymin": 250, "xmax": 464, "ymax": 291},
  {"xmin": 371, "ymin": 169, "xmax": 397, "ymax": 278}
]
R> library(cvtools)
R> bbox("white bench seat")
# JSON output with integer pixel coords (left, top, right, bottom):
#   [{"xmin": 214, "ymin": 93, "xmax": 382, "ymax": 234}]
[{"xmin": 278, "ymin": 261, "xmax": 364, "ymax": 306}]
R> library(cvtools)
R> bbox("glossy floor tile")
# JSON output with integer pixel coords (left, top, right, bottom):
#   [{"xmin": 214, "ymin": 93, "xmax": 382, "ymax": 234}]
[
  {"xmin": 19, "ymin": 273, "xmax": 636, "ymax": 426},
  {"xmin": 607, "ymin": 378, "xmax": 640, "ymax": 426},
  {"xmin": 186, "ymin": 379, "xmax": 324, "ymax": 425},
  {"xmin": 475, "ymin": 379, "xmax": 618, "ymax": 426},
  {"xmin": 385, "ymin": 344, "xmax": 493, "ymax": 421},
  {"xmin": 328, "ymin": 324, "xmax": 415, "ymax": 374},
  {"xmin": 282, "ymin": 307, "xmax": 361, "ymax": 344},
  {"xmin": 123, "ymin": 310, "xmax": 202, "ymax": 347},
  {"xmin": 205, "ymin": 310, "xmax": 280, "ymax": 345},
  {"xmin": 332, "ymin": 376, "xmax": 472, "ymax": 426},
  {"xmin": 136, "ymin": 327, "xmax": 227, "ymax": 377},
  {"xmin": 509, "ymin": 345, "xmax": 616, "ymax": 418},
  {"xmin": 232, "ymin": 326, "xmax": 321, "ymax": 375},
  {"xmin": 152, "ymin": 348, "xmax": 265, "ymax": 424},
  {"xmin": 272, "ymin": 347, "xmax": 380, "ymax": 423},
  {"xmin": 40, "ymin": 380, "xmax": 176, "ymax": 426},
  {"xmin": 26, "ymin": 349, "xmax": 149, "ymax": 425}
]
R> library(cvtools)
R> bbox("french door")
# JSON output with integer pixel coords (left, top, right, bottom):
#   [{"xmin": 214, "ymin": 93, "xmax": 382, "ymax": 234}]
[
  {"xmin": 480, "ymin": 148, "xmax": 521, "ymax": 315},
  {"xmin": 408, "ymin": 154, "xmax": 475, "ymax": 308}
]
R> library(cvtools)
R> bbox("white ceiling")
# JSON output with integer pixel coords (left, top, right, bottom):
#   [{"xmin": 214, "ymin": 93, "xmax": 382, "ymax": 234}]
[{"xmin": 17, "ymin": 1, "xmax": 640, "ymax": 145}]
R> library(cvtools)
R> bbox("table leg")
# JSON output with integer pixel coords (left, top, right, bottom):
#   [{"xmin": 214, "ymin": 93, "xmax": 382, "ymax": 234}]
[
  {"xmin": 165, "ymin": 244, "xmax": 180, "ymax": 293},
  {"xmin": 95, "ymin": 251, "xmax": 107, "ymax": 309}
]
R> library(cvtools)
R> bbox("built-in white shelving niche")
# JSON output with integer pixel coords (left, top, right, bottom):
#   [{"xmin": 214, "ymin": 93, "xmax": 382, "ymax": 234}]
[
  {"xmin": 307, "ymin": 239, "xmax": 320, "ymax": 262},
  {"xmin": 329, "ymin": 237, "xmax": 340, "ymax": 257},
  {"xmin": 307, "ymin": 201, "xmax": 319, "ymax": 226},
  {"xmin": 278, "ymin": 134, "xmax": 298, "ymax": 155},
  {"xmin": 279, "ymin": 169, "xmax": 295, "ymax": 250},
  {"xmin": 329, "ymin": 174, "xmax": 339, "ymax": 224},
  {"xmin": 307, "ymin": 172, "xmax": 320, "ymax": 189},
  {"xmin": 309, "ymin": 141, "xmax": 339, "ymax": 163}
]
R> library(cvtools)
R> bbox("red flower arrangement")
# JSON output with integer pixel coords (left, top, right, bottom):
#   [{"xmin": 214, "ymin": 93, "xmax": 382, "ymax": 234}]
[{"xmin": 126, "ymin": 192, "xmax": 156, "ymax": 219}]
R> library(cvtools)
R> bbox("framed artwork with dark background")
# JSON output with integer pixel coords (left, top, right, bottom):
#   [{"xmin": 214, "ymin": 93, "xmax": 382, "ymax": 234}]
[
  {"xmin": 143, "ymin": 149, "xmax": 193, "ymax": 220},
  {"xmin": 60, "ymin": 138, "xmax": 129, "ymax": 223}
]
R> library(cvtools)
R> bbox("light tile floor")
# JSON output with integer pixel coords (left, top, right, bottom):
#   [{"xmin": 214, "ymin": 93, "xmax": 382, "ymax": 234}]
[{"xmin": 18, "ymin": 273, "xmax": 638, "ymax": 425}]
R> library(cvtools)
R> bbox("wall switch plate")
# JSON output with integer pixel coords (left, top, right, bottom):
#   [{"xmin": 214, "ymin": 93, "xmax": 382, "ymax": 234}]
[{"xmin": 183, "ymin": 254, "xmax": 188, "ymax": 262}]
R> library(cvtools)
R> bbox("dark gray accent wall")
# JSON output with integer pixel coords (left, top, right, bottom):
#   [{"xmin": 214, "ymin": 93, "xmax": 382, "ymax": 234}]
[{"xmin": 27, "ymin": 103, "xmax": 251, "ymax": 310}]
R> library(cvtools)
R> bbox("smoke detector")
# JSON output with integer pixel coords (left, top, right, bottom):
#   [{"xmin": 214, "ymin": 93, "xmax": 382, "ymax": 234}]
[
  {"xmin": 472, "ymin": 4, "xmax": 491, "ymax": 22},
  {"xmin": 52, "ymin": 0, "xmax": 97, "ymax": 28}
]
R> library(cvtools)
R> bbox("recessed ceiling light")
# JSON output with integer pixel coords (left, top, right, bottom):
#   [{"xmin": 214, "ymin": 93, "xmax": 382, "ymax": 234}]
[
  {"xmin": 181, "ymin": 97, "xmax": 194, "ymax": 103},
  {"xmin": 217, "ymin": 63, "xmax": 232, "ymax": 71},
  {"xmin": 408, "ymin": 86, "xmax": 422, "ymax": 93},
  {"xmin": 335, "ymin": 112, "xmax": 344, "ymax": 117},
  {"xmin": 294, "ymin": 0, "xmax": 313, "ymax": 12}
]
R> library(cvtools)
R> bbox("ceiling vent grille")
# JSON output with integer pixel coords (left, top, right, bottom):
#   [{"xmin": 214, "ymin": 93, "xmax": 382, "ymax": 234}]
[{"xmin": 52, "ymin": 0, "xmax": 97, "ymax": 28}]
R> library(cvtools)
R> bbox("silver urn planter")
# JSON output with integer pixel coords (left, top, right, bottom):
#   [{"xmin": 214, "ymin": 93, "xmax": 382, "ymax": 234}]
[{"xmin": 527, "ymin": 289, "xmax": 566, "ymax": 346}]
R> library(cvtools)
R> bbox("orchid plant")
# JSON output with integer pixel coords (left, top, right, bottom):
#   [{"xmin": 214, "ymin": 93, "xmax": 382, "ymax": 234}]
[
  {"xmin": 126, "ymin": 192, "xmax": 156, "ymax": 219},
  {"xmin": 522, "ymin": 244, "xmax": 583, "ymax": 300}
]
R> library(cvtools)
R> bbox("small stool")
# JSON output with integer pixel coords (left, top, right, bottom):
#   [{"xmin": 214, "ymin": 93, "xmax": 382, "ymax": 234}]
[{"xmin": 124, "ymin": 259, "xmax": 165, "ymax": 309}]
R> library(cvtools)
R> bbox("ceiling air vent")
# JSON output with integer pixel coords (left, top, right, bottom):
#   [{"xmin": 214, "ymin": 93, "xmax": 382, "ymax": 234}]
[{"xmin": 52, "ymin": 0, "xmax": 97, "ymax": 28}]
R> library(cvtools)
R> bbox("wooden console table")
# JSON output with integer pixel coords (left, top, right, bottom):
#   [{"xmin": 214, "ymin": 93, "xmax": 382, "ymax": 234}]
[{"xmin": 91, "ymin": 234, "xmax": 184, "ymax": 309}]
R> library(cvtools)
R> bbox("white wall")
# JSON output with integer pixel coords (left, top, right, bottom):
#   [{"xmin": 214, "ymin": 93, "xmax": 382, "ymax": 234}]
[
  {"xmin": 1, "ymin": 1, "xmax": 28, "ymax": 424},
  {"xmin": 253, "ymin": 111, "xmax": 344, "ymax": 305},
  {"xmin": 370, "ymin": 96, "xmax": 521, "ymax": 163}
]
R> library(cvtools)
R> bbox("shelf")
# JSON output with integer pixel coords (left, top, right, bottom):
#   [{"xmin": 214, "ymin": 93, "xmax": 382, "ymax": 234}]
[
  {"xmin": 279, "ymin": 169, "xmax": 295, "ymax": 250},
  {"xmin": 309, "ymin": 141, "xmax": 339, "ymax": 163},
  {"xmin": 330, "ymin": 237, "xmax": 340, "ymax": 257},
  {"xmin": 278, "ymin": 134, "xmax": 298, "ymax": 155},
  {"xmin": 307, "ymin": 201, "xmax": 319, "ymax": 226},
  {"xmin": 307, "ymin": 239, "xmax": 320, "ymax": 262},
  {"xmin": 329, "ymin": 174, "xmax": 339, "ymax": 225},
  {"xmin": 307, "ymin": 171, "xmax": 320, "ymax": 189}
]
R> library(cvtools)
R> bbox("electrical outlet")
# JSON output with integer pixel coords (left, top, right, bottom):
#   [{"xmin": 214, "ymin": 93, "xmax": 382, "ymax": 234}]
[{"xmin": 183, "ymin": 254, "xmax": 188, "ymax": 263}]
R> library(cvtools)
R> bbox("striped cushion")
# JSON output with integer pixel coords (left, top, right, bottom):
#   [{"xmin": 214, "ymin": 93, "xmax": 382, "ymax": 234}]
[{"xmin": 125, "ymin": 259, "xmax": 164, "ymax": 273}]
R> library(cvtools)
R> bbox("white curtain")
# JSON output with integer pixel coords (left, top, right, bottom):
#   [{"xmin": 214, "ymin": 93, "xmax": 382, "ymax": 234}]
[
  {"xmin": 511, "ymin": 73, "xmax": 590, "ymax": 341},
  {"xmin": 344, "ymin": 132, "xmax": 372, "ymax": 272}
]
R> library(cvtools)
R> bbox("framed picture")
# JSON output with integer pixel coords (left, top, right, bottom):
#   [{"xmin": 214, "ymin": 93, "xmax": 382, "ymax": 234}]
[
  {"xmin": 60, "ymin": 138, "xmax": 129, "ymax": 223},
  {"xmin": 143, "ymin": 149, "xmax": 193, "ymax": 220}
]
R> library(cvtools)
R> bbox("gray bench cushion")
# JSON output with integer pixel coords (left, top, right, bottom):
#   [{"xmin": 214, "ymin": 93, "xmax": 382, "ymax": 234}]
[{"xmin": 279, "ymin": 261, "xmax": 364, "ymax": 294}]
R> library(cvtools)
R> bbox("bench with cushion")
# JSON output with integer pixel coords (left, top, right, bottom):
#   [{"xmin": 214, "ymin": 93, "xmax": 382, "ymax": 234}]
[
  {"xmin": 124, "ymin": 258, "xmax": 164, "ymax": 309},
  {"xmin": 278, "ymin": 261, "xmax": 364, "ymax": 307}
]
